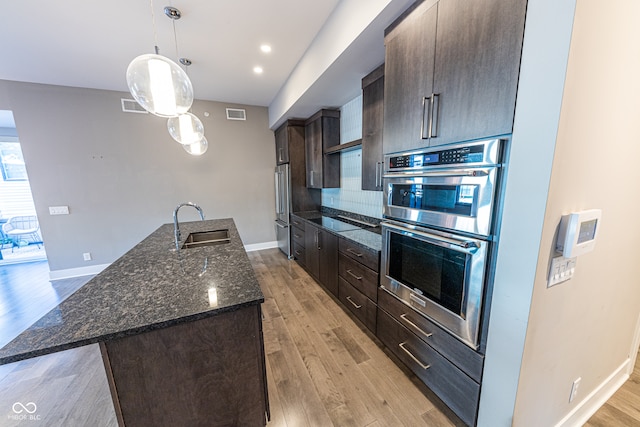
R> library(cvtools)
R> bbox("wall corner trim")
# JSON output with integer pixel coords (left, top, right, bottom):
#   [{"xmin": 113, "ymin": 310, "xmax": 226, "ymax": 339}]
[{"xmin": 49, "ymin": 263, "xmax": 111, "ymax": 281}]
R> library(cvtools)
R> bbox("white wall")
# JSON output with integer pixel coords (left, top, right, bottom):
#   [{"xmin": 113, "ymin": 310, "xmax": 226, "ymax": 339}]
[
  {"xmin": 478, "ymin": 0, "xmax": 577, "ymax": 425},
  {"xmin": 513, "ymin": 0, "xmax": 640, "ymax": 425},
  {"xmin": 322, "ymin": 95, "xmax": 383, "ymax": 219},
  {"xmin": 0, "ymin": 81, "xmax": 276, "ymax": 273}
]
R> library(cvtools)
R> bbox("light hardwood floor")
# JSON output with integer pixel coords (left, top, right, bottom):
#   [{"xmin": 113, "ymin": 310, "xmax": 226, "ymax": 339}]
[{"xmin": 0, "ymin": 251, "xmax": 638, "ymax": 426}]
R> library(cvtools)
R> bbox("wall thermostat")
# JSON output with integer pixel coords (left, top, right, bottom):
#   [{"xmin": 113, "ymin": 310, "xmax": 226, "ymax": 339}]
[{"xmin": 556, "ymin": 209, "xmax": 602, "ymax": 258}]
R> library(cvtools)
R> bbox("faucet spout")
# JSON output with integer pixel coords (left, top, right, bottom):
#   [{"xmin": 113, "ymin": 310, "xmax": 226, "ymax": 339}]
[{"xmin": 173, "ymin": 202, "xmax": 205, "ymax": 250}]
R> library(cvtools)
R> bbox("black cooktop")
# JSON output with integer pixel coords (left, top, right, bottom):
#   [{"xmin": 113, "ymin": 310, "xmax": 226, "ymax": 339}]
[{"xmin": 308, "ymin": 216, "xmax": 362, "ymax": 232}]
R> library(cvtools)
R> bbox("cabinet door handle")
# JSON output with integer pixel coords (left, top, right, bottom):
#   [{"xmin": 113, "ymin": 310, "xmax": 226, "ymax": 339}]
[
  {"xmin": 316, "ymin": 230, "xmax": 321, "ymax": 250},
  {"xmin": 377, "ymin": 162, "xmax": 384, "ymax": 189},
  {"xmin": 375, "ymin": 162, "xmax": 380, "ymax": 188},
  {"xmin": 346, "ymin": 269, "xmax": 363, "ymax": 281},
  {"xmin": 400, "ymin": 313, "xmax": 433, "ymax": 338},
  {"xmin": 421, "ymin": 96, "xmax": 431, "ymax": 139},
  {"xmin": 398, "ymin": 342, "xmax": 430, "ymax": 370},
  {"xmin": 294, "ymin": 234, "xmax": 302, "ymax": 239},
  {"xmin": 430, "ymin": 93, "xmax": 439, "ymax": 138},
  {"xmin": 278, "ymin": 147, "xmax": 284, "ymax": 162},
  {"xmin": 310, "ymin": 171, "xmax": 314, "ymax": 187},
  {"xmin": 346, "ymin": 296, "xmax": 362, "ymax": 309},
  {"xmin": 346, "ymin": 248, "xmax": 363, "ymax": 257}
]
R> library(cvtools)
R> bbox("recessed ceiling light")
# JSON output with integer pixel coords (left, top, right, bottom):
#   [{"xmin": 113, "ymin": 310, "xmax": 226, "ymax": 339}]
[
  {"xmin": 260, "ymin": 44, "xmax": 272, "ymax": 53},
  {"xmin": 253, "ymin": 66, "xmax": 264, "ymax": 74}
]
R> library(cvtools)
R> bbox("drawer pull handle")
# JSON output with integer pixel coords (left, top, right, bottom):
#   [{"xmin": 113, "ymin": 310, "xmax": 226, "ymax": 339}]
[
  {"xmin": 346, "ymin": 296, "xmax": 362, "ymax": 309},
  {"xmin": 295, "ymin": 250, "xmax": 302, "ymax": 255},
  {"xmin": 399, "ymin": 342, "xmax": 430, "ymax": 370},
  {"xmin": 400, "ymin": 314, "xmax": 433, "ymax": 338},
  {"xmin": 346, "ymin": 269, "xmax": 363, "ymax": 281},
  {"xmin": 347, "ymin": 248, "xmax": 363, "ymax": 257},
  {"xmin": 294, "ymin": 234, "xmax": 302, "ymax": 238}
]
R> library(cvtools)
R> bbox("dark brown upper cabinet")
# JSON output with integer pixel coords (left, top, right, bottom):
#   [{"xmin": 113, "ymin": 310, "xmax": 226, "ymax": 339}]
[
  {"xmin": 383, "ymin": 0, "xmax": 527, "ymax": 154},
  {"xmin": 361, "ymin": 64, "xmax": 385, "ymax": 191},
  {"xmin": 305, "ymin": 109, "xmax": 340, "ymax": 189}
]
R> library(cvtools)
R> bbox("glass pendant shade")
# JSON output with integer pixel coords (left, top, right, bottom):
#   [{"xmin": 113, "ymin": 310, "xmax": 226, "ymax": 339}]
[
  {"xmin": 167, "ymin": 113, "xmax": 204, "ymax": 145},
  {"xmin": 183, "ymin": 136, "xmax": 208, "ymax": 156},
  {"xmin": 126, "ymin": 53, "xmax": 194, "ymax": 117}
]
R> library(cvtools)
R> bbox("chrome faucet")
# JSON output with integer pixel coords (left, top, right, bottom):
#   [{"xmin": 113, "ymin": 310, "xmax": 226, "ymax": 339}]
[{"xmin": 173, "ymin": 202, "xmax": 205, "ymax": 250}]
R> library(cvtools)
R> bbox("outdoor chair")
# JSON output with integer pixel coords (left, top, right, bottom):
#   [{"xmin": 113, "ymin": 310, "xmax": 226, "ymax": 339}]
[{"xmin": 2, "ymin": 215, "xmax": 41, "ymax": 251}]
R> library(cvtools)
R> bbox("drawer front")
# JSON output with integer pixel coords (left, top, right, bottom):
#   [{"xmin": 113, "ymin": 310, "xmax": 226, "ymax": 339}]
[
  {"xmin": 292, "ymin": 241, "xmax": 306, "ymax": 267},
  {"xmin": 338, "ymin": 253, "xmax": 378, "ymax": 302},
  {"xmin": 339, "ymin": 238, "xmax": 379, "ymax": 272},
  {"xmin": 339, "ymin": 277, "xmax": 377, "ymax": 333},
  {"xmin": 378, "ymin": 288, "xmax": 484, "ymax": 382},
  {"xmin": 290, "ymin": 216, "xmax": 306, "ymax": 229},
  {"xmin": 377, "ymin": 308, "xmax": 479, "ymax": 427},
  {"xmin": 291, "ymin": 226, "xmax": 306, "ymax": 248}
]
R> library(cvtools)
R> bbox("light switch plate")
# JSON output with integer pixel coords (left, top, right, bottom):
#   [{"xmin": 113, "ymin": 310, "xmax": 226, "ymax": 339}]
[
  {"xmin": 548, "ymin": 256, "xmax": 577, "ymax": 287},
  {"xmin": 49, "ymin": 206, "xmax": 69, "ymax": 215}
]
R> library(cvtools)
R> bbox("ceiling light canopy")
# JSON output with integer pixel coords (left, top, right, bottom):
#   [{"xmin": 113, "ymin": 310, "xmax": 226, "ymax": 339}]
[
  {"xmin": 260, "ymin": 44, "xmax": 272, "ymax": 53},
  {"xmin": 253, "ymin": 66, "xmax": 263, "ymax": 74}
]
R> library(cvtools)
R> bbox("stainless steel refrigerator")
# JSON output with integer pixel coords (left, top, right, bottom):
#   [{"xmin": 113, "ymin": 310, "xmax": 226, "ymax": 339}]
[{"xmin": 274, "ymin": 163, "xmax": 292, "ymax": 258}]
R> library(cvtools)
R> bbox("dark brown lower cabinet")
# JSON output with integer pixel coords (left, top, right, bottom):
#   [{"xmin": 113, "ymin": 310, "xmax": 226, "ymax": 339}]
[
  {"xmin": 304, "ymin": 222, "xmax": 338, "ymax": 296},
  {"xmin": 100, "ymin": 304, "xmax": 268, "ymax": 427},
  {"xmin": 377, "ymin": 308, "xmax": 479, "ymax": 426}
]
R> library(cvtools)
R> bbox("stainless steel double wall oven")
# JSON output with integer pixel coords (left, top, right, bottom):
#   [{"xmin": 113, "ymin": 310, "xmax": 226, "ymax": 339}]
[{"xmin": 381, "ymin": 139, "xmax": 505, "ymax": 349}]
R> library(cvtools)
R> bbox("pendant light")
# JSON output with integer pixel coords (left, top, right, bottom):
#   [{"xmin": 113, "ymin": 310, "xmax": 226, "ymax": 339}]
[
  {"xmin": 126, "ymin": 1, "xmax": 193, "ymax": 117},
  {"xmin": 183, "ymin": 136, "xmax": 208, "ymax": 156},
  {"xmin": 166, "ymin": 58, "xmax": 205, "ymax": 145}
]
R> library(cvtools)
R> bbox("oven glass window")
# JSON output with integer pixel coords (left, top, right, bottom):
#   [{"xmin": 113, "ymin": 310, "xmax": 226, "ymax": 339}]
[
  {"xmin": 390, "ymin": 184, "xmax": 476, "ymax": 216},
  {"xmin": 388, "ymin": 232, "xmax": 466, "ymax": 316}
]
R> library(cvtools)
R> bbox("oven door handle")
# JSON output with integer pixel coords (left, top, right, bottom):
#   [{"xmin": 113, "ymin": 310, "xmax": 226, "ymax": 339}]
[
  {"xmin": 383, "ymin": 168, "xmax": 491, "ymax": 179},
  {"xmin": 383, "ymin": 222, "xmax": 480, "ymax": 253}
]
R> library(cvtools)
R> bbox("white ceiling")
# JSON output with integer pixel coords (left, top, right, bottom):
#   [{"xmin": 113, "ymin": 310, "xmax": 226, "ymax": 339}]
[
  {"xmin": 0, "ymin": 0, "xmax": 341, "ymax": 108},
  {"xmin": 0, "ymin": 0, "xmax": 416, "ymax": 129}
]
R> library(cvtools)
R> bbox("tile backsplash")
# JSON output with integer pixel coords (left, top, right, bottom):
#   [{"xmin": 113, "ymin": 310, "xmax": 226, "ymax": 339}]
[{"xmin": 321, "ymin": 95, "xmax": 383, "ymax": 219}]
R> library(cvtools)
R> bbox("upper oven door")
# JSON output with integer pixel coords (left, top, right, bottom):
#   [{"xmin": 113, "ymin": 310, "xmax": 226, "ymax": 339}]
[{"xmin": 383, "ymin": 166, "xmax": 498, "ymax": 237}]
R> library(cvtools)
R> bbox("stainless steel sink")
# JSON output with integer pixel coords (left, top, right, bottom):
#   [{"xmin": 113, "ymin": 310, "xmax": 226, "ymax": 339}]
[{"xmin": 181, "ymin": 229, "xmax": 230, "ymax": 249}]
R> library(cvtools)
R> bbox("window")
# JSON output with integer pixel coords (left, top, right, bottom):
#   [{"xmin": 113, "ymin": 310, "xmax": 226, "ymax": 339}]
[{"xmin": 0, "ymin": 142, "xmax": 27, "ymax": 181}]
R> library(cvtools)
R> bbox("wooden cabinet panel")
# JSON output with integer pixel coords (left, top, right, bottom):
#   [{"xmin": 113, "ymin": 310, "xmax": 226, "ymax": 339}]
[
  {"xmin": 101, "ymin": 305, "xmax": 268, "ymax": 427},
  {"xmin": 338, "ymin": 238, "xmax": 379, "ymax": 272},
  {"xmin": 305, "ymin": 110, "xmax": 340, "ymax": 188},
  {"xmin": 383, "ymin": 2, "xmax": 437, "ymax": 155},
  {"xmin": 377, "ymin": 307, "xmax": 479, "ymax": 426},
  {"xmin": 304, "ymin": 222, "xmax": 338, "ymax": 296},
  {"xmin": 274, "ymin": 124, "xmax": 290, "ymax": 165},
  {"xmin": 305, "ymin": 223, "xmax": 320, "ymax": 278},
  {"xmin": 338, "ymin": 253, "xmax": 378, "ymax": 302},
  {"xmin": 430, "ymin": 0, "xmax": 526, "ymax": 146},
  {"xmin": 378, "ymin": 288, "xmax": 483, "ymax": 382},
  {"xmin": 361, "ymin": 64, "xmax": 385, "ymax": 191},
  {"xmin": 383, "ymin": 0, "xmax": 526, "ymax": 152},
  {"xmin": 318, "ymin": 230, "xmax": 338, "ymax": 297},
  {"xmin": 339, "ymin": 277, "xmax": 377, "ymax": 333}
]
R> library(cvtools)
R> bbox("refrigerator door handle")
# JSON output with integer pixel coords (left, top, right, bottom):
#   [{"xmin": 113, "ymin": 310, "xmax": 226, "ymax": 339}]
[{"xmin": 274, "ymin": 171, "xmax": 282, "ymax": 214}]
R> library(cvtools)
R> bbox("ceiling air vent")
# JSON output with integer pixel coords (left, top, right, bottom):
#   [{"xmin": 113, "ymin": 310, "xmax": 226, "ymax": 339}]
[
  {"xmin": 121, "ymin": 98, "xmax": 148, "ymax": 114},
  {"xmin": 226, "ymin": 108, "xmax": 246, "ymax": 121}
]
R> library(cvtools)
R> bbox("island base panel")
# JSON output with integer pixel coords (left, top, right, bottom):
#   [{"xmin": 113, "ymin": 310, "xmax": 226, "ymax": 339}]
[{"xmin": 100, "ymin": 304, "xmax": 267, "ymax": 427}]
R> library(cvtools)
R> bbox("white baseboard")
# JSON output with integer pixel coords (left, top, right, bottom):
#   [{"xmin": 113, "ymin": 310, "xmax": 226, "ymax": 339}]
[
  {"xmin": 244, "ymin": 241, "xmax": 278, "ymax": 252},
  {"xmin": 49, "ymin": 263, "xmax": 111, "ymax": 281},
  {"xmin": 555, "ymin": 358, "xmax": 630, "ymax": 427}
]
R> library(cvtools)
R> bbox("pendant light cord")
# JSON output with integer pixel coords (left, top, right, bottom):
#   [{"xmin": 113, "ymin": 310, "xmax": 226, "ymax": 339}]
[{"xmin": 149, "ymin": 0, "xmax": 160, "ymax": 54}]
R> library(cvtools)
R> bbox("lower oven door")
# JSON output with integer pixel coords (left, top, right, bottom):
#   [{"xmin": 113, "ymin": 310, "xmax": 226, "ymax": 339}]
[{"xmin": 381, "ymin": 220, "xmax": 488, "ymax": 349}]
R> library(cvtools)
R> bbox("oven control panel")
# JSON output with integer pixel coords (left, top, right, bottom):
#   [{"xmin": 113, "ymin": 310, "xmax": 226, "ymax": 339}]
[
  {"xmin": 386, "ymin": 139, "xmax": 504, "ymax": 172},
  {"xmin": 389, "ymin": 145, "xmax": 484, "ymax": 169}
]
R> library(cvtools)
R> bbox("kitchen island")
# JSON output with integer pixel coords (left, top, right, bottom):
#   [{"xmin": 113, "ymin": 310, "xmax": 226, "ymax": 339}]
[{"xmin": 0, "ymin": 218, "xmax": 268, "ymax": 426}]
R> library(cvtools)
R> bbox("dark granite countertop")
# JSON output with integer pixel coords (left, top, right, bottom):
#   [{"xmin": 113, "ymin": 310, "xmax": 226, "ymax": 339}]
[
  {"xmin": 0, "ymin": 218, "xmax": 264, "ymax": 365},
  {"xmin": 291, "ymin": 211, "xmax": 382, "ymax": 252}
]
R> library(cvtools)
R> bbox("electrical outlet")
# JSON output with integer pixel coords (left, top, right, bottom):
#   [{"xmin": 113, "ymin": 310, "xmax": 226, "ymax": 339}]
[
  {"xmin": 569, "ymin": 377, "xmax": 581, "ymax": 402},
  {"xmin": 83, "ymin": 252, "xmax": 92, "ymax": 261}
]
